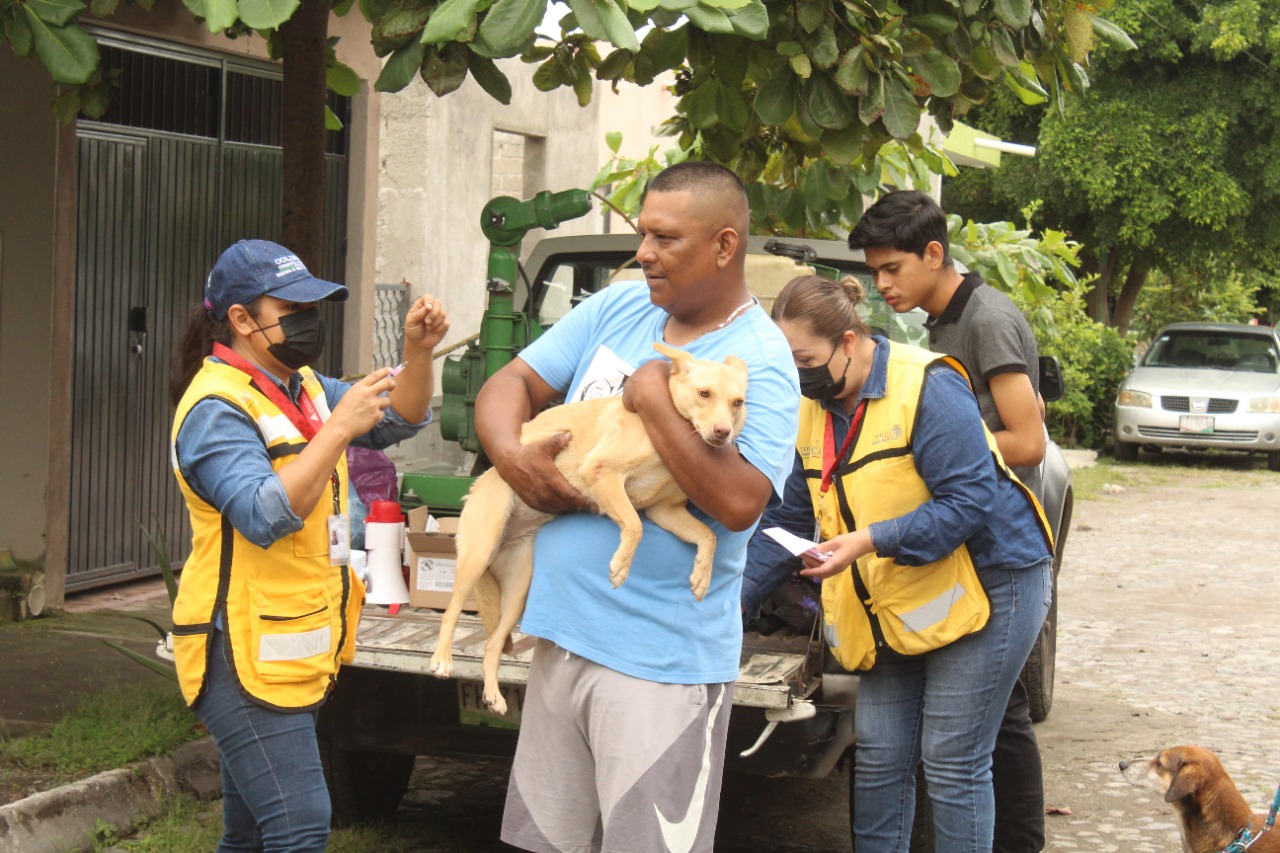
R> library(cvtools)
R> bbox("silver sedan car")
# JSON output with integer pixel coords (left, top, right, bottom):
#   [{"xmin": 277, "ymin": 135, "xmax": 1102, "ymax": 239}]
[{"xmin": 1113, "ymin": 322, "xmax": 1280, "ymax": 470}]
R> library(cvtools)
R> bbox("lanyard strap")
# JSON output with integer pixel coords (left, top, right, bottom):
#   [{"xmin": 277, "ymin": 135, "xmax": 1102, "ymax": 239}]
[
  {"xmin": 820, "ymin": 399, "xmax": 867, "ymax": 494},
  {"xmin": 212, "ymin": 343, "xmax": 324, "ymax": 441},
  {"xmin": 211, "ymin": 343, "xmax": 341, "ymax": 511}
]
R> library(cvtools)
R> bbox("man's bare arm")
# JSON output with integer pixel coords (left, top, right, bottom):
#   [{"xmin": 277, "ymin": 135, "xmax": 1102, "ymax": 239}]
[
  {"xmin": 474, "ymin": 359, "xmax": 593, "ymax": 514},
  {"xmin": 987, "ymin": 371, "xmax": 1047, "ymax": 468}
]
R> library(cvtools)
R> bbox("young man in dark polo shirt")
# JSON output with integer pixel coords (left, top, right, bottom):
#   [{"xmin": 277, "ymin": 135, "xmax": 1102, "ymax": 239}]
[{"xmin": 849, "ymin": 190, "xmax": 1048, "ymax": 853}]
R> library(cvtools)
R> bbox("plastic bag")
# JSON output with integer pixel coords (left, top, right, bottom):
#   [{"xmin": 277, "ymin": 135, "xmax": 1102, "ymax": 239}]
[{"xmin": 346, "ymin": 446, "xmax": 398, "ymax": 506}]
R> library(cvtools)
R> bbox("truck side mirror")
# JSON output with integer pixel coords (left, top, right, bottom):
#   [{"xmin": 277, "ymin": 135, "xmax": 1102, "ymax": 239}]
[{"xmin": 1039, "ymin": 355, "xmax": 1065, "ymax": 403}]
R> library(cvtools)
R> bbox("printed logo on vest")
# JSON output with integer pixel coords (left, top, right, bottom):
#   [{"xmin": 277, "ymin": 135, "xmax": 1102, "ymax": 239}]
[{"xmin": 872, "ymin": 425, "xmax": 903, "ymax": 445}]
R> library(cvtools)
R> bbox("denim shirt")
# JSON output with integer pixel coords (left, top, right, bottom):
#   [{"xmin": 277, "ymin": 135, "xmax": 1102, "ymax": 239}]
[
  {"xmin": 174, "ymin": 359, "xmax": 430, "ymax": 550},
  {"xmin": 741, "ymin": 336, "xmax": 1050, "ymax": 621}
]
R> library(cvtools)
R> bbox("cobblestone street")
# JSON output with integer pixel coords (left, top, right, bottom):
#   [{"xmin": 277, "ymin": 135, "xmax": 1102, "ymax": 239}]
[{"xmin": 1035, "ymin": 460, "xmax": 1280, "ymax": 852}]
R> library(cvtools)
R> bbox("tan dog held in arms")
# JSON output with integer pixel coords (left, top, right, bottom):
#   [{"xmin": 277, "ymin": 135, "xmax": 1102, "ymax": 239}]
[
  {"xmin": 428, "ymin": 341, "xmax": 750, "ymax": 714},
  {"xmin": 1120, "ymin": 745, "xmax": 1280, "ymax": 853}
]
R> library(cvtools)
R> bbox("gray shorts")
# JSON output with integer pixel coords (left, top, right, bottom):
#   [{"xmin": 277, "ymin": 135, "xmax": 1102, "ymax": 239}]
[{"xmin": 501, "ymin": 639, "xmax": 734, "ymax": 853}]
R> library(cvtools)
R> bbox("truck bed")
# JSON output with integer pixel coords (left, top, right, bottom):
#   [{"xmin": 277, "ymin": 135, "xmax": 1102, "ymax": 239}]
[{"xmin": 351, "ymin": 605, "xmax": 816, "ymax": 709}]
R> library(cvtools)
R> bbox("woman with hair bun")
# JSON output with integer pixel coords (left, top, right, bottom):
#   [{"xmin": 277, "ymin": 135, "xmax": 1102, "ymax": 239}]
[{"xmin": 742, "ymin": 273, "xmax": 1053, "ymax": 853}]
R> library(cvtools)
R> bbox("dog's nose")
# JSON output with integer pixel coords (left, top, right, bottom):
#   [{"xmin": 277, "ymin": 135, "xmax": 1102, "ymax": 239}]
[
  {"xmin": 713, "ymin": 425, "xmax": 730, "ymax": 442},
  {"xmin": 1119, "ymin": 761, "xmax": 1131, "ymax": 771}
]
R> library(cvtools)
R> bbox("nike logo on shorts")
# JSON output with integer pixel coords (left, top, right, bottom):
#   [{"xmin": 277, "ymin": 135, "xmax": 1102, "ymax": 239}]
[{"xmin": 654, "ymin": 686, "xmax": 726, "ymax": 853}]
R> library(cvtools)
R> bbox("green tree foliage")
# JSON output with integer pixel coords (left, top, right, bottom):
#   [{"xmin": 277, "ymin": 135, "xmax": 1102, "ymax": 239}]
[{"xmin": 943, "ymin": 0, "xmax": 1280, "ymax": 333}]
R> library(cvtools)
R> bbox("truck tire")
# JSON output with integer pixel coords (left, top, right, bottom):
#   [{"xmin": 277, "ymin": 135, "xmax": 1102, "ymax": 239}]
[
  {"xmin": 1024, "ymin": 491, "xmax": 1070, "ymax": 723},
  {"xmin": 320, "ymin": 738, "xmax": 415, "ymax": 825},
  {"xmin": 849, "ymin": 759, "xmax": 935, "ymax": 852}
]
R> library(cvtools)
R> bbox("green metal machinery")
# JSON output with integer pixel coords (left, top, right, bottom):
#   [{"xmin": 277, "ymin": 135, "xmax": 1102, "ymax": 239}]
[{"xmin": 407, "ymin": 189, "xmax": 593, "ymax": 514}]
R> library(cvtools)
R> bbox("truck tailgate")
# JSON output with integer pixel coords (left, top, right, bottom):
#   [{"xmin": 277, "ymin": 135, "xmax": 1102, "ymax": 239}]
[{"xmin": 351, "ymin": 606, "xmax": 816, "ymax": 710}]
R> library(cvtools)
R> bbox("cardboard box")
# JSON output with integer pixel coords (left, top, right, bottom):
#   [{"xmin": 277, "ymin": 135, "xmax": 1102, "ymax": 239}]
[{"xmin": 405, "ymin": 507, "xmax": 476, "ymax": 611}]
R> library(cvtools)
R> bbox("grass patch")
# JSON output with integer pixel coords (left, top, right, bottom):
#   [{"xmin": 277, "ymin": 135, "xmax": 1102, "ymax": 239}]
[
  {"xmin": 0, "ymin": 679, "xmax": 200, "ymax": 779},
  {"xmin": 1069, "ymin": 458, "xmax": 1134, "ymax": 500}
]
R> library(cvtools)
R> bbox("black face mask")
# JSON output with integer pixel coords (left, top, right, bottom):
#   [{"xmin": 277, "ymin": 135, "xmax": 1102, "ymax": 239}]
[
  {"xmin": 798, "ymin": 342, "xmax": 851, "ymax": 402},
  {"xmin": 255, "ymin": 307, "xmax": 326, "ymax": 370}
]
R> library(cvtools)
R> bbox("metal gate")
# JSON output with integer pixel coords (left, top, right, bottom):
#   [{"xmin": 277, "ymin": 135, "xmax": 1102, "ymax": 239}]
[{"xmin": 67, "ymin": 36, "xmax": 350, "ymax": 591}]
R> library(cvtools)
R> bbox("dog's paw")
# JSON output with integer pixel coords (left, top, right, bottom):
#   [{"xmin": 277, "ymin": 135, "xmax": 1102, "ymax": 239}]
[
  {"xmin": 689, "ymin": 570, "xmax": 710, "ymax": 601},
  {"xmin": 608, "ymin": 559, "xmax": 632, "ymax": 589},
  {"xmin": 483, "ymin": 688, "xmax": 509, "ymax": 716},
  {"xmin": 429, "ymin": 652, "xmax": 454, "ymax": 679}
]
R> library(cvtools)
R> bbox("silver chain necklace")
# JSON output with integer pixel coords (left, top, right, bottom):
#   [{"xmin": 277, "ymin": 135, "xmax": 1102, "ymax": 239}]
[{"xmin": 688, "ymin": 296, "xmax": 757, "ymax": 341}]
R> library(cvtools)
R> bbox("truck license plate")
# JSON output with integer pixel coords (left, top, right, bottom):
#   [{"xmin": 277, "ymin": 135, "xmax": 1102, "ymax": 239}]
[
  {"xmin": 457, "ymin": 680, "xmax": 523, "ymax": 728},
  {"xmin": 1180, "ymin": 415, "xmax": 1214, "ymax": 434}
]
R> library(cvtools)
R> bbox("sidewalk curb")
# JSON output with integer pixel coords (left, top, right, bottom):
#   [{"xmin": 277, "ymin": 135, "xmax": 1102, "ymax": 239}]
[{"xmin": 0, "ymin": 737, "xmax": 219, "ymax": 853}]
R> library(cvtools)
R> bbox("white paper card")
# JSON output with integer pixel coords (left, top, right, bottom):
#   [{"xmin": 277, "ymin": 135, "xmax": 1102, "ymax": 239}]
[{"xmin": 762, "ymin": 526, "xmax": 822, "ymax": 557}]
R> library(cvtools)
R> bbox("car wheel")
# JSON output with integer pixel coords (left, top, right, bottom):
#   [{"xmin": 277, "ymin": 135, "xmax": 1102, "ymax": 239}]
[
  {"xmin": 1269, "ymin": 450, "xmax": 1280, "ymax": 472},
  {"xmin": 1113, "ymin": 438, "xmax": 1138, "ymax": 462},
  {"xmin": 849, "ymin": 756, "xmax": 935, "ymax": 852},
  {"xmin": 320, "ymin": 738, "xmax": 415, "ymax": 825}
]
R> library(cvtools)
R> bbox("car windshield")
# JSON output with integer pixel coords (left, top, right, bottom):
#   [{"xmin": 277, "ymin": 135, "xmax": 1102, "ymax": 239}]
[{"xmin": 1142, "ymin": 331, "xmax": 1280, "ymax": 373}]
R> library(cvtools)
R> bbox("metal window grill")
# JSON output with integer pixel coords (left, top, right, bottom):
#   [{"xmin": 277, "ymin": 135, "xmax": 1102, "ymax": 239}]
[{"xmin": 374, "ymin": 283, "xmax": 409, "ymax": 370}]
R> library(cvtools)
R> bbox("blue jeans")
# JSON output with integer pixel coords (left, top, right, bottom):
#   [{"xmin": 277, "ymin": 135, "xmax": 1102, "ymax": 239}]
[
  {"xmin": 196, "ymin": 630, "xmax": 331, "ymax": 853},
  {"xmin": 853, "ymin": 558, "xmax": 1052, "ymax": 853}
]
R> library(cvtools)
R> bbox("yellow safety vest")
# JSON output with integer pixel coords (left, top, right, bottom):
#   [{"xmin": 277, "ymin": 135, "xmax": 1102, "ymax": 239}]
[
  {"xmin": 170, "ymin": 359, "xmax": 364, "ymax": 711},
  {"xmin": 798, "ymin": 341, "xmax": 1052, "ymax": 671}
]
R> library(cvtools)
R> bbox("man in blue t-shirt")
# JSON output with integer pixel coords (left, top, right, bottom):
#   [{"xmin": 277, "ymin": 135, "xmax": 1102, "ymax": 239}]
[{"xmin": 477, "ymin": 162, "xmax": 800, "ymax": 853}]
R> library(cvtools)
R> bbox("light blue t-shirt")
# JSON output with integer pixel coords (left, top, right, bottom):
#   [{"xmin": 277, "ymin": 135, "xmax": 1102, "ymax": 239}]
[{"xmin": 517, "ymin": 281, "xmax": 800, "ymax": 684}]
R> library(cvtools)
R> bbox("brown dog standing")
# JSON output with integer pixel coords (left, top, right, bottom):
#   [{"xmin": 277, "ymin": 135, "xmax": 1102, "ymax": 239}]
[
  {"xmin": 1121, "ymin": 745, "xmax": 1280, "ymax": 853},
  {"xmin": 429, "ymin": 342, "xmax": 749, "ymax": 714}
]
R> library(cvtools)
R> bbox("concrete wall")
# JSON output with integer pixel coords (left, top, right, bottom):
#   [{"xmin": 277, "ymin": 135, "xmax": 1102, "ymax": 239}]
[
  {"xmin": 376, "ymin": 60, "xmax": 615, "ymax": 469},
  {"xmin": 0, "ymin": 52, "xmax": 58, "ymax": 562}
]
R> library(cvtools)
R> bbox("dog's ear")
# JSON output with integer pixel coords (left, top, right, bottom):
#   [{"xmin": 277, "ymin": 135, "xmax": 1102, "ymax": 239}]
[
  {"xmin": 724, "ymin": 354, "xmax": 747, "ymax": 375},
  {"xmin": 1164, "ymin": 754, "xmax": 1198, "ymax": 803},
  {"xmin": 653, "ymin": 341, "xmax": 693, "ymax": 373}
]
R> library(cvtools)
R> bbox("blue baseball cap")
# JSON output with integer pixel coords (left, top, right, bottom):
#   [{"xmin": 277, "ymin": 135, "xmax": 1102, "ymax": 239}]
[{"xmin": 204, "ymin": 239, "xmax": 349, "ymax": 320}]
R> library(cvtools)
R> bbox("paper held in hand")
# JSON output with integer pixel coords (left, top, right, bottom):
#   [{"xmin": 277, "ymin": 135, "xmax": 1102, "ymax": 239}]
[{"xmin": 762, "ymin": 527, "xmax": 832, "ymax": 561}]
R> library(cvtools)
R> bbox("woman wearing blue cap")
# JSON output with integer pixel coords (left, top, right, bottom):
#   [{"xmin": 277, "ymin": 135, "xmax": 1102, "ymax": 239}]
[{"xmin": 168, "ymin": 240, "xmax": 448, "ymax": 852}]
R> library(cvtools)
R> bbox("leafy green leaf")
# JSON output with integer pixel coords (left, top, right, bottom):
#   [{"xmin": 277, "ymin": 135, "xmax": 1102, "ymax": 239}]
[
  {"xmin": 912, "ymin": 51, "xmax": 959, "ymax": 97},
  {"xmin": 566, "ymin": 0, "xmax": 608, "ymax": 41},
  {"xmin": 331, "ymin": 0, "xmax": 355, "ymax": 16},
  {"xmin": 992, "ymin": 0, "xmax": 1030, "ymax": 28},
  {"xmin": 642, "ymin": 24, "xmax": 686, "ymax": 73},
  {"xmin": 682, "ymin": 78, "xmax": 720, "ymax": 129},
  {"xmin": 467, "ymin": 51, "xmax": 512, "ymax": 103},
  {"xmin": 802, "ymin": 22, "xmax": 838, "ymax": 69},
  {"xmin": 21, "ymin": 10, "xmax": 98, "ymax": 84},
  {"xmin": 531, "ymin": 55, "xmax": 562, "ymax": 90},
  {"xmin": 1087, "ymin": 13, "xmax": 1136, "ymax": 51},
  {"xmin": 236, "ymin": 0, "xmax": 299, "ymax": 30},
  {"xmin": 880, "ymin": 76, "xmax": 917, "ymax": 138},
  {"xmin": 684, "ymin": 3, "xmax": 732, "ymax": 34},
  {"xmin": 476, "ymin": 0, "xmax": 546, "ymax": 55},
  {"xmin": 858, "ymin": 72, "xmax": 884, "ymax": 125},
  {"xmin": 184, "ymin": 0, "xmax": 238, "ymax": 33},
  {"xmin": 795, "ymin": 0, "xmax": 823, "ymax": 33},
  {"xmin": 25, "ymin": 0, "xmax": 85, "ymax": 27},
  {"xmin": 421, "ymin": 0, "xmax": 480, "ymax": 44},
  {"xmin": 804, "ymin": 72, "xmax": 852, "ymax": 129},
  {"xmin": 715, "ymin": 80, "xmax": 748, "ymax": 132},
  {"xmin": 753, "ymin": 64, "xmax": 796, "ymax": 124},
  {"xmin": 421, "ymin": 42, "xmax": 469, "ymax": 96},
  {"xmin": 835, "ymin": 45, "xmax": 869, "ymax": 95},
  {"xmin": 595, "ymin": 0, "xmax": 640, "ymax": 52},
  {"xmin": 725, "ymin": 0, "xmax": 767, "ymax": 40},
  {"xmin": 374, "ymin": 38, "xmax": 425, "ymax": 91},
  {"xmin": 606, "ymin": 130, "xmax": 622, "ymax": 153},
  {"xmin": 89, "ymin": 0, "xmax": 120, "ymax": 17},
  {"xmin": 326, "ymin": 60, "xmax": 361, "ymax": 96},
  {"xmin": 3, "ymin": 11, "xmax": 34, "ymax": 57},
  {"xmin": 906, "ymin": 13, "xmax": 957, "ymax": 36},
  {"xmin": 324, "ymin": 103, "xmax": 343, "ymax": 130},
  {"xmin": 1003, "ymin": 62, "xmax": 1046, "ymax": 104}
]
